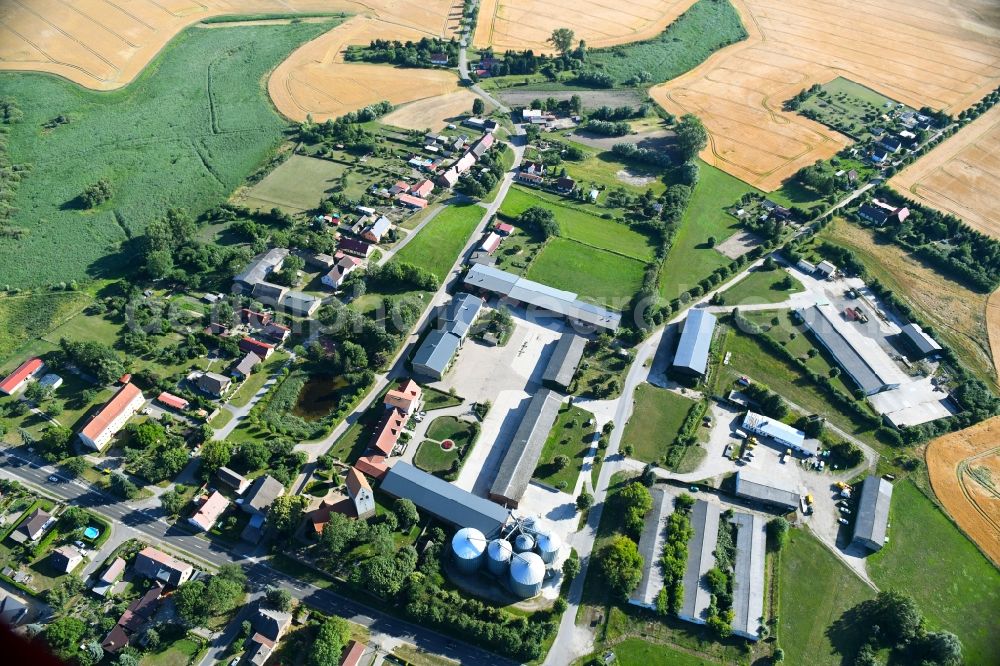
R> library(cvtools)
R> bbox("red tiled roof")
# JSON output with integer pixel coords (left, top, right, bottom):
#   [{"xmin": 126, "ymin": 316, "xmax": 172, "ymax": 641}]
[
  {"xmin": 190, "ymin": 491, "xmax": 229, "ymax": 530},
  {"xmin": 411, "ymin": 180, "xmax": 434, "ymax": 198},
  {"xmin": 80, "ymin": 383, "xmax": 144, "ymax": 443},
  {"xmin": 340, "ymin": 640, "xmax": 368, "ymax": 666},
  {"xmin": 396, "ymin": 193, "xmax": 429, "ymax": 209},
  {"xmin": 239, "ymin": 337, "xmax": 274, "ymax": 357},
  {"xmin": 346, "ymin": 467, "xmax": 370, "ymax": 498},
  {"xmin": 156, "ymin": 392, "xmax": 189, "ymax": 410},
  {"xmin": 369, "ymin": 409, "xmax": 406, "ymax": 456},
  {"xmin": 355, "ymin": 455, "xmax": 389, "ymax": 480},
  {"xmin": 495, "ymin": 222, "xmax": 515, "ymax": 234},
  {"xmin": 0, "ymin": 358, "xmax": 43, "ymax": 394}
]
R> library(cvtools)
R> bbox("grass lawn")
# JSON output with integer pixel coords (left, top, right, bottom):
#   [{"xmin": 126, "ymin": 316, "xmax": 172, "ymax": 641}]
[
  {"xmin": 0, "ymin": 291, "xmax": 93, "ymax": 365},
  {"xmin": 867, "ymin": 481, "xmax": 1000, "ymax": 665},
  {"xmin": 413, "ymin": 439, "xmax": 459, "ymax": 474},
  {"xmin": 394, "ymin": 203, "xmax": 483, "ymax": 280},
  {"xmin": 139, "ymin": 637, "xmax": 204, "ymax": 666},
  {"xmin": 241, "ymin": 154, "xmax": 347, "ymax": 213},
  {"xmin": 777, "ymin": 528, "xmax": 874, "ymax": 666},
  {"xmin": 561, "ymin": 149, "xmax": 668, "ymax": 197},
  {"xmin": 425, "ymin": 416, "xmax": 476, "ymax": 444},
  {"xmin": 533, "ymin": 405, "xmax": 595, "ymax": 492},
  {"xmin": 393, "ymin": 644, "xmax": 460, "ymax": 666},
  {"xmin": 580, "ymin": 638, "xmax": 721, "ymax": 666},
  {"xmin": 229, "ymin": 351, "xmax": 288, "ymax": 408},
  {"xmin": 527, "ymin": 238, "xmax": 645, "ymax": 308},
  {"xmin": 621, "ymin": 385, "xmax": 697, "ymax": 464},
  {"xmin": 421, "ymin": 385, "xmax": 462, "ymax": 410},
  {"xmin": 500, "ymin": 186, "xmax": 656, "ymax": 261},
  {"xmin": 717, "ymin": 266, "xmax": 803, "ymax": 306},
  {"xmin": 659, "ymin": 161, "xmax": 759, "ymax": 301},
  {"xmin": 209, "ymin": 409, "xmax": 234, "ymax": 429}
]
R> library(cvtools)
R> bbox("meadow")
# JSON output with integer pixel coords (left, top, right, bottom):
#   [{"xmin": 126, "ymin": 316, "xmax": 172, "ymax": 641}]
[
  {"xmin": 0, "ymin": 291, "xmax": 93, "ymax": 367},
  {"xmin": 526, "ymin": 238, "xmax": 646, "ymax": 308},
  {"xmin": 797, "ymin": 77, "xmax": 911, "ymax": 141},
  {"xmin": 393, "ymin": 203, "xmax": 483, "ymax": 280},
  {"xmin": 658, "ymin": 161, "xmax": 757, "ymax": 301},
  {"xmin": 620, "ymin": 384, "xmax": 697, "ymax": 463},
  {"xmin": 717, "ymin": 266, "xmax": 803, "ymax": 306},
  {"xmin": 241, "ymin": 155, "xmax": 348, "ymax": 213},
  {"xmin": 0, "ymin": 19, "xmax": 336, "ymax": 289}
]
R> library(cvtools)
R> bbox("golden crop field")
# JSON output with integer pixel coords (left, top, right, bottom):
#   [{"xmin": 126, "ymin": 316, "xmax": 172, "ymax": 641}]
[
  {"xmin": 650, "ymin": 0, "xmax": 1000, "ymax": 191},
  {"xmin": 890, "ymin": 104, "xmax": 1000, "ymax": 240},
  {"xmin": 473, "ymin": 0, "xmax": 698, "ymax": 53},
  {"xmin": 381, "ymin": 90, "xmax": 482, "ymax": 131}
]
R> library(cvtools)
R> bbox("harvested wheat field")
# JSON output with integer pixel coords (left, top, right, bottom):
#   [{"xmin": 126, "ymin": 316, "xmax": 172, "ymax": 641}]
[
  {"xmin": 891, "ymin": 105, "xmax": 1000, "ymax": 240},
  {"xmin": 927, "ymin": 416, "xmax": 1000, "ymax": 567},
  {"xmin": 651, "ymin": 0, "xmax": 1000, "ymax": 191},
  {"xmin": 988, "ymin": 289, "xmax": 1000, "ymax": 384},
  {"xmin": 382, "ymin": 91, "xmax": 482, "ymax": 131},
  {"xmin": 474, "ymin": 0, "xmax": 698, "ymax": 53}
]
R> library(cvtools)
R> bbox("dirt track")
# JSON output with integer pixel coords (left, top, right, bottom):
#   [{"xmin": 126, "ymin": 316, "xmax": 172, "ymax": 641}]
[{"xmin": 926, "ymin": 416, "xmax": 1000, "ymax": 567}]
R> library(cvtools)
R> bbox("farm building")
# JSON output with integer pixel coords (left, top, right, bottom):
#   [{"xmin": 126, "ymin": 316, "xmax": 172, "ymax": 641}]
[
  {"xmin": 541, "ymin": 333, "xmax": 587, "ymax": 391},
  {"xmin": 380, "ymin": 462, "xmax": 511, "ymax": 536},
  {"xmin": 355, "ymin": 455, "xmax": 389, "ymax": 479},
  {"xmin": 900, "ymin": 323, "xmax": 942, "ymax": 357},
  {"xmin": 797, "ymin": 304, "xmax": 902, "ymax": 395},
  {"xmin": 188, "ymin": 491, "xmax": 229, "ymax": 531},
  {"xmin": 281, "ymin": 291, "xmax": 321, "ymax": 317},
  {"xmin": 305, "ymin": 253, "xmax": 336, "ymax": 271},
  {"xmin": 251, "ymin": 282, "xmax": 288, "ymax": 307},
  {"xmin": 346, "ymin": 467, "xmax": 376, "ymax": 520},
  {"xmin": 734, "ymin": 470, "xmax": 800, "ymax": 512},
  {"xmin": 495, "ymin": 222, "xmax": 515, "ymax": 236},
  {"xmin": 454, "ymin": 153, "xmax": 476, "ymax": 174},
  {"xmin": 156, "ymin": 392, "xmax": 189, "ymax": 411},
  {"xmin": 243, "ymin": 475, "xmax": 284, "ymax": 516},
  {"xmin": 262, "ymin": 322, "xmax": 290, "ymax": 343},
  {"xmin": 480, "ymin": 232, "xmax": 502, "ymax": 255},
  {"xmin": 437, "ymin": 168, "xmax": 460, "ymax": 188},
  {"xmin": 412, "ymin": 293, "xmax": 483, "ymax": 380},
  {"xmin": 628, "ymin": 488, "xmax": 673, "ymax": 610},
  {"xmin": 240, "ymin": 308, "xmax": 272, "ymax": 328},
  {"xmin": 37, "ymin": 373, "xmax": 62, "ymax": 391},
  {"xmin": 384, "ymin": 378, "xmax": 422, "ymax": 415},
  {"xmin": 217, "ymin": 467, "xmax": 250, "ymax": 495},
  {"xmin": 678, "ymin": 500, "xmax": 721, "ymax": 625},
  {"xmin": 463, "ymin": 117, "xmax": 487, "ymax": 130},
  {"xmin": 79, "ymin": 383, "xmax": 145, "ymax": 450},
  {"xmin": 239, "ymin": 336, "xmax": 274, "ymax": 359},
  {"xmin": 672, "ymin": 309, "xmax": 717, "ymax": 377},
  {"xmin": 851, "ymin": 475, "xmax": 893, "ymax": 552},
  {"xmin": 133, "ymin": 547, "xmax": 193, "ymax": 586},
  {"xmin": 742, "ymin": 411, "xmax": 817, "ymax": 455},
  {"xmin": 730, "ymin": 512, "xmax": 767, "ymax": 640},
  {"xmin": 858, "ymin": 203, "xmax": 890, "ymax": 225},
  {"xmin": 397, "ymin": 193, "xmax": 429, "ymax": 209},
  {"xmin": 363, "ymin": 216, "xmax": 391, "ymax": 243},
  {"xmin": 0, "ymin": 357, "xmax": 44, "ymax": 395},
  {"xmin": 234, "ymin": 248, "xmax": 288, "ymax": 292},
  {"xmin": 462, "ymin": 264, "xmax": 621, "ymax": 332},
  {"xmin": 470, "ymin": 133, "xmax": 495, "ymax": 158},
  {"xmin": 489, "ymin": 389, "xmax": 563, "ymax": 508},
  {"xmin": 795, "ymin": 259, "xmax": 816, "ymax": 274},
  {"xmin": 370, "ymin": 408, "xmax": 407, "ymax": 456},
  {"xmin": 816, "ymin": 261, "xmax": 837, "ymax": 278},
  {"xmin": 321, "ymin": 252, "xmax": 363, "ymax": 289},
  {"xmin": 232, "ymin": 352, "xmax": 262, "ymax": 380},
  {"xmin": 339, "ymin": 237, "xmax": 375, "ymax": 259},
  {"xmin": 196, "ymin": 372, "xmax": 231, "ymax": 397}
]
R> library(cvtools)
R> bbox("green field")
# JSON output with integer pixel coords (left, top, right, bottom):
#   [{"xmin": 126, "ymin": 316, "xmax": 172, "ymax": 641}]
[
  {"xmin": 621, "ymin": 384, "xmax": 697, "ymax": 463},
  {"xmin": 241, "ymin": 154, "xmax": 348, "ymax": 212},
  {"xmin": 585, "ymin": 0, "xmax": 746, "ymax": 86},
  {"xmin": 0, "ymin": 19, "xmax": 337, "ymax": 289},
  {"xmin": 500, "ymin": 186, "xmax": 657, "ymax": 261},
  {"xmin": 867, "ymin": 481, "xmax": 1000, "ymax": 665},
  {"xmin": 560, "ymin": 148, "xmax": 668, "ymax": 197},
  {"xmin": 533, "ymin": 405, "xmax": 595, "ymax": 491},
  {"xmin": 0, "ymin": 291, "xmax": 96, "ymax": 366},
  {"xmin": 527, "ymin": 238, "xmax": 646, "ymax": 308},
  {"xmin": 580, "ymin": 638, "xmax": 721, "ymax": 665},
  {"xmin": 394, "ymin": 203, "xmax": 482, "ymax": 280},
  {"xmin": 778, "ymin": 528, "xmax": 875, "ymax": 666},
  {"xmin": 659, "ymin": 161, "xmax": 759, "ymax": 301},
  {"xmin": 716, "ymin": 266, "xmax": 803, "ymax": 306}
]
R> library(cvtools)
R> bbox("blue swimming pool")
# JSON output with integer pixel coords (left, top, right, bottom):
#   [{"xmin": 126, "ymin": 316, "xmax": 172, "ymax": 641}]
[{"xmin": 83, "ymin": 526, "xmax": 100, "ymax": 540}]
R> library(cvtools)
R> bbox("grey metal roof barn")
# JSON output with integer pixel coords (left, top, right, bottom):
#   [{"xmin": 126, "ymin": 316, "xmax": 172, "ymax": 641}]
[
  {"xmin": 628, "ymin": 488, "xmax": 672, "ymax": 610},
  {"xmin": 900, "ymin": 323, "xmax": 942, "ymax": 357},
  {"xmin": 852, "ymin": 475, "xmax": 893, "ymax": 551},
  {"xmin": 411, "ymin": 293, "xmax": 483, "ymax": 379},
  {"xmin": 381, "ymin": 462, "xmax": 510, "ymax": 536},
  {"xmin": 234, "ymin": 248, "xmax": 288, "ymax": 290},
  {"xmin": 489, "ymin": 390, "xmax": 563, "ymax": 507},
  {"xmin": 672, "ymin": 308, "xmax": 717, "ymax": 376},
  {"xmin": 242, "ymin": 475, "xmax": 284, "ymax": 515},
  {"xmin": 542, "ymin": 333, "xmax": 587, "ymax": 390},
  {"xmin": 730, "ymin": 512, "xmax": 766, "ymax": 640},
  {"xmin": 678, "ymin": 500, "xmax": 721, "ymax": 625},
  {"xmin": 463, "ymin": 264, "xmax": 621, "ymax": 332},
  {"xmin": 734, "ymin": 470, "xmax": 800, "ymax": 512}
]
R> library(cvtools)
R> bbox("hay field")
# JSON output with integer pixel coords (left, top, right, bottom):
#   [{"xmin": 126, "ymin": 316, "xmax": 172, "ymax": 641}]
[
  {"xmin": 381, "ymin": 90, "xmax": 481, "ymax": 131},
  {"xmin": 890, "ymin": 105, "xmax": 1000, "ymax": 240},
  {"xmin": 650, "ymin": 0, "xmax": 1000, "ymax": 191},
  {"xmin": 473, "ymin": 0, "xmax": 697, "ymax": 53},
  {"xmin": 926, "ymin": 416, "xmax": 1000, "ymax": 567}
]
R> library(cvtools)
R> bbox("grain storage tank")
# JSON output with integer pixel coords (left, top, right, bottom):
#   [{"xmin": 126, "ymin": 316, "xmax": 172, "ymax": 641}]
[
  {"xmin": 486, "ymin": 538, "xmax": 514, "ymax": 576},
  {"xmin": 513, "ymin": 532, "xmax": 535, "ymax": 553},
  {"xmin": 509, "ymin": 552, "xmax": 545, "ymax": 598},
  {"xmin": 535, "ymin": 529, "xmax": 562, "ymax": 565},
  {"xmin": 451, "ymin": 527, "xmax": 487, "ymax": 574}
]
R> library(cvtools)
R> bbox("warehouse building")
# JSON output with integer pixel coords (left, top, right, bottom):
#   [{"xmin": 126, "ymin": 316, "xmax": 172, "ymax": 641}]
[
  {"xmin": 797, "ymin": 304, "xmax": 901, "ymax": 395},
  {"xmin": 678, "ymin": 500, "xmax": 721, "ymax": 625},
  {"xmin": 489, "ymin": 390, "xmax": 563, "ymax": 508},
  {"xmin": 900, "ymin": 323, "xmax": 942, "ymax": 358},
  {"xmin": 730, "ymin": 512, "xmax": 766, "ymax": 640},
  {"xmin": 463, "ymin": 264, "xmax": 621, "ymax": 332},
  {"xmin": 734, "ymin": 470, "xmax": 800, "ymax": 513},
  {"xmin": 541, "ymin": 333, "xmax": 586, "ymax": 391},
  {"xmin": 851, "ymin": 475, "xmax": 893, "ymax": 552},
  {"xmin": 742, "ymin": 411, "xmax": 817, "ymax": 456},
  {"xmin": 629, "ymin": 488, "xmax": 672, "ymax": 610},
  {"xmin": 412, "ymin": 293, "xmax": 483, "ymax": 380},
  {"xmin": 672, "ymin": 309, "xmax": 717, "ymax": 377},
  {"xmin": 381, "ymin": 462, "xmax": 511, "ymax": 536}
]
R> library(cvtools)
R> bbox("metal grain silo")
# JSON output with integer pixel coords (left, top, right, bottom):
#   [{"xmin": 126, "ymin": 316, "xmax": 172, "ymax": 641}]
[
  {"xmin": 451, "ymin": 527, "xmax": 486, "ymax": 574},
  {"xmin": 486, "ymin": 538, "xmax": 513, "ymax": 576},
  {"xmin": 509, "ymin": 551, "xmax": 545, "ymax": 598},
  {"xmin": 513, "ymin": 532, "xmax": 535, "ymax": 553},
  {"xmin": 535, "ymin": 529, "xmax": 562, "ymax": 565}
]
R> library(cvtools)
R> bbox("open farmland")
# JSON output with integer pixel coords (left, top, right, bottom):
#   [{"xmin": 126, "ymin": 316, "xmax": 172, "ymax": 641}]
[
  {"xmin": 526, "ymin": 239, "xmax": 646, "ymax": 309},
  {"xmin": 381, "ymin": 91, "xmax": 482, "ymax": 131},
  {"xmin": 473, "ymin": 0, "xmax": 698, "ymax": 53},
  {"xmin": 0, "ymin": 20, "xmax": 333, "ymax": 290},
  {"xmin": 650, "ymin": 0, "xmax": 1000, "ymax": 190},
  {"xmin": 890, "ymin": 104, "xmax": 1000, "ymax": 240},
  {"xmin": 926, "ymin": 416, "xmax": 1000, "ymax": 567},
  {"xmin": 241, "ymin": 155, "xmax": 347, "ymax": 213},
  {"xmin": 393, "ymin": 204, "xmax": 482, "ymax": 280}
]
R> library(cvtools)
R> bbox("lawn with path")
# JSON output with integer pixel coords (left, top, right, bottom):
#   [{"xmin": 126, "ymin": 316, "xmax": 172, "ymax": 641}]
[
  {"xmin": 532, "ymin": 405, "xmax": 595, "ymax": 492},
  {"xmin": 620, "ymin": 384, "xmax": 697, "ymax": 464},
  {"xmin": 413, "ymin": 439, "xmax": 459, "ymax": 474}
]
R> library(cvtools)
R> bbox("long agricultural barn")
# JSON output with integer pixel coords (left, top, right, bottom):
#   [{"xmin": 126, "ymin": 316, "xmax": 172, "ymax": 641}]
[
  {"xmin": 629, "ymin": 488, "xmax": 673, "ymax": 609},
  {"xmin": 541, "ymin": 333, "xmax": 587, "ymax": 391},
  {"xmin": 489, "ymin": 390, "xmax": 563, "ymax": 508},
  {"xmin": 463, "ymin": 263, "xmax": 621, "ymax": 332},
  {"xmin": 742, "ymin": 411, "xmax": 818, "ymax": 456},
  {"xmin": 380, "ymin": 462, "xmax": 511, "ymax": 537},
  {"xmin": 730, "ymin": 512, "xmax": 766, "ymax": 640},
  {"xmin": 678, "ymin": 500, "xmax": 721, "ymax": 625},
  {"xmin": 797, "ymin": 304, "xmax": 903, "ymax": 395},
  {"xmin": 851, "ymin": 475, "xmax": 893, "ymax": 551},
  {"xmin": 734, "ymin": 470, "xmax": 800, "ymax": 512},
  {"xmin": 672, "ymin": 309, "xmax": 717, "ymax": 376}
]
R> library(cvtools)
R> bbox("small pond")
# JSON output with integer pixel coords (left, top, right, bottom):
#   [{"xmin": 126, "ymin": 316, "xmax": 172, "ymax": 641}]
[{"xmin": 293, "ymin": 374, "xmax": 348, "ymax": 421}]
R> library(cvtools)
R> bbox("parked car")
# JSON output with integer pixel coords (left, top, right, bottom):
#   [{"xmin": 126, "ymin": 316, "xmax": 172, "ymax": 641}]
[
  {"xmin": 839, "ymin": 507, "xmax": 851, "ymax": 514},
  {"xmin": 838, "ymin": 517, "xmax": 849, "ymax": 525}
]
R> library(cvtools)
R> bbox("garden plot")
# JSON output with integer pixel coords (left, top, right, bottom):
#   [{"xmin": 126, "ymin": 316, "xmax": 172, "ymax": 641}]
[
  {"xmin": 241, "ymin": 155, "xmax": 347, "ymax": 212},
  {"xmin": 650, "ymin": 0, "xmax": 1000, "ymax": 190}
]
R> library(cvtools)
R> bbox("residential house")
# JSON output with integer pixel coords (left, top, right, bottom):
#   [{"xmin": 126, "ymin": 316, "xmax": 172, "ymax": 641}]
[
  {"xmin": 462, "ymin": 117, "xmax": 486, "ymax": 130},
  {"xmin": 470, "ymin": 133, "xmax": 495, "ymax": 158},
  {"xmin": 262, "ymin": 322, "xmax": 290, "ymax": 343},
  {"xmin": 384, "ymin": 378, "xmax": 422, "ymax": 415},
  {"xmin": 204, "ymin": 322, "xmax": 230, "ymax": 336},
  {"xmin": 411, "ymin": 179, "xmax": 434, "ymax": 198},
  {"xmin": 430, "ymin": 53, "xmax": 448, "ymax": 66},
  {"xmin": 231, "ymin": 353, "xmax": 262, "ymax": 382},
  {"xmin": 10, "ymin": 508, "xmax": 51, "ymax": 544},
  {"xmin": 515, "ymin": 171, "xmax": 543, "ymax": 185},
  {"xmin": 0, "ymin": 594, "xmax": 29, "ymax": 626},
  {"xmin": 340, "ymin": 640, "xmax": 368, "ymax": 666},
  {"xmin": 102, "ymin": 586, "xmax": 164, "ymax": 654},
  {"xmin": 322, "ymin": 252, "xmax": 363, "ymax": 289},
  {"xmin": 858, "ymin": 202, "xmax": 889, "ymax": 225},
  {"xmin": 188, "ymin": 491, "xmax": 229, "ymax": 532},
  {"xmin": 0, "ymin": 357, "xmax": 44, "ymax": 395},
  {"xmin": 437, "ymin": 168, "xmax": 460, "ymax": 188},
  {"xmin": 454, "ymin": 153, "xmax": 476, "ymax": 174},
  {"xmin": 243, "ymin": 475, "xmax": 284, "ymax": 515},
  {"xmin": 362, "ymin": 216, "xmax": 392, "ymax": 243},
  {"xmin": 245, "ymin": 608, "xmax": 292, "ymax": 666},
  {"xmin": 240, "ymin": 309, "xmax": 272, "ymax": 328},
  {"xmin": 555, "ymin": 177, "xmax": 576, "ymax": 193},
  {"xmin": 370, "ymin": 408, "xmax": 406, "ymax": 456},
  {"xmin": 397, "ymin": 192, "xmax": 429, "ymax": 209},
  {"xmin": 79, "ymin": 383, "xmax": 146, "ymax": 450},
  {"xmin": 239, "ymin": 337, "xmax": 274, "ymax": 359},
  {"xmin": 217, "ymin": 466, "xmax": 251, "ymax": 495},
  {"xmin": 49, "ymin": 545, "xmax": 83, "ymax": 574},
  {"xmin": 354, "ymin": 455, "xmax": 389, "ymax": 480},
  {"xmin": 389, "ymin": 181, "xmax": 410, "ymax": 196},
  {"xmin": 240, "ymin": 513, "xmax": 266, "ymax": 544},
  {"xmin": 339, "ymin": 237, "xmax": 374, "ymax": 259},
  {"xmin": 346, "ymin": 467, "xmax": 376, "ymax": 520},
  {"xmin": 197, "ymin": 372, "xmax": 232, "ymax": 397},
  {"xmin": 523, "ymin": 161, "xmax": 544, "ymax": 175},
  {"xmin": 133, "ymin": 547, "xmax": 193, "ymax": 586},
  {"xmin": 880, "ymin": 135, "xmax": 902, "ymax": 153},
  {"xmin": 494, "ymin": 222, "xmax": 515, "ymax": 236},
  {"xmin": 156, "ymin": 392, "xmax": 189, "ymax": 411}
]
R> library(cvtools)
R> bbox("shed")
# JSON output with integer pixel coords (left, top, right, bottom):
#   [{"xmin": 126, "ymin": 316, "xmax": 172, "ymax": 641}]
[{"xmin": 851, "ymin": 475, "xmax": 892, "ymax": 551}]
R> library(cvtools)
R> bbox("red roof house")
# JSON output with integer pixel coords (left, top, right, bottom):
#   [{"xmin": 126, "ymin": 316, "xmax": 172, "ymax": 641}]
[
  {"xmin": 354, "ymin": 455, "xmax": 389, "ymax": 479},
  {"xmin": 495, "ymin": 222, "xmax": 515, "ymax": 236},
  {"xmin": 156, "ymin": 392, "xmax": 189, "ymax": 411},
  {"xmin": 384, "ymin": 379, "xmax": 422, "ymax": 415},
  {"xmin": 411, "ymin": 180, "xmax": 434, "ymax": 199},
  {"xmin": 369, "ymin": 409, "xmax": 406, "ymax": 456},
  {"xmin": 79, "ymin": 383, "xmax": 145, "ymax": 450},
  {"xmin": 0, "ymin": 358, "xmax": 44, "ymax": 395},
  {"xmin": 339, "ymin": 640, "xmax": 368, "ymax": 666},
  {"xmin": 239, "ymin": 337, "xmax": 274, "ymax": 359},
  {"xmin": 396, "ymin": 193, "xmax": 429, "ymax": 209}
]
